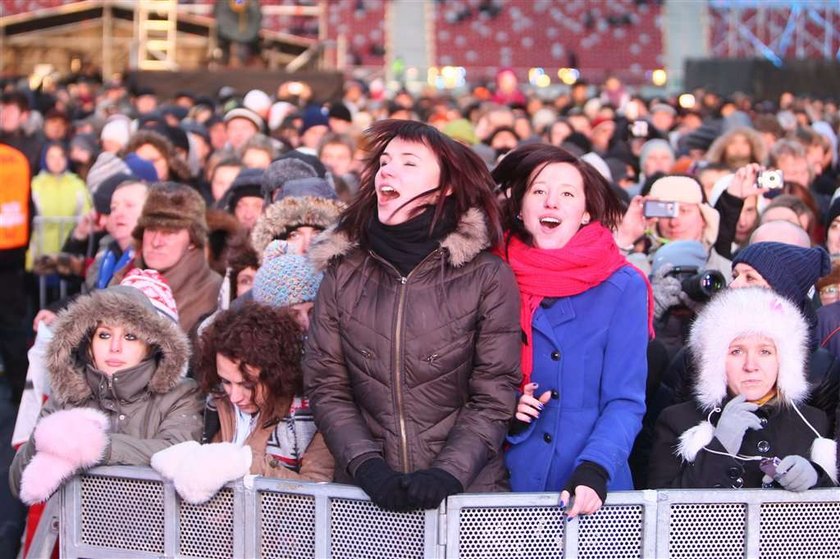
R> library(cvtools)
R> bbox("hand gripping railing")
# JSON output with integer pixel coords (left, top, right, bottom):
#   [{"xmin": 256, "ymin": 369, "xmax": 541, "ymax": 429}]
[{"xmin": 53, "ymin": 465, "xmax": 840, "ymax": 558}]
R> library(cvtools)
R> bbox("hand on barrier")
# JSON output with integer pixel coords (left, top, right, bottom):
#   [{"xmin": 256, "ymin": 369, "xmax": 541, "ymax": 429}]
[
  {"xmin": 150, "ymin": 440, "xmax": 201, "ymax": 480},
  {"xmin": 775, "ymin": 455, "xmax": 818, "ymax": 492},
  {"xmin": 560, "ymin": 485, "xmax": 603, "ymax": 519},
  {"xmin": 156, "ymin": 442, "xmax": 252, "ymax": 505},
  {"xmin": 402, "ymin": 468, "xmax": 463, "ymax": 510},
  {"xmin": 713, "ymin": 395, "xmax": 763, "ymax": 455},
  {"xmin": 561, "ymin": 461, "xmax": 607, "ymax": 519},
  {"xmin": 354, "ymin": 457, "xmax": 413, "ymax": 512},
  {"xmin": 20, "ymin": 408, "xmax": 111, "ymax": 504}
]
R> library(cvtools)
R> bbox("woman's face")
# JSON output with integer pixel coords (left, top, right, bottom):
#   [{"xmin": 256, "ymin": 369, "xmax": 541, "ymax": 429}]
[
  {"xmin": 827, "ymin": 217, "xmax": 840, "ymax": 255},
  {"xmin": 520, "ymin": 162, "xmax": 589, "ymax": 250},
  {"xmin": 730, "ymin": 263, "xmax": 770, "ymax": 289},
  {"xmin": 286, "ymin": 225, "xmax": 321, "ymax": 255},
  {"xmin": 216, "ymin": 353, "xmax": 264, "ymax": 414},
  {"xmin": 375, "ymin": 137, "xmax": 442, "ymax": 225},
  {"xmin": 90, "ymin": 323, "xmax": 149, "ymax": 376},
  {"xmin": 725, "ymin": 335, "xmax": 779, "ymax": 401},
  {"xmin": 45, "ymin": 145, "xmax": 67, "ymax": 174},
  {"xmin": 642, "ymin": 147, "xmax": 674, "ymax": 177},
  {"xmin": 288, "ymin": 301, "xmax": 314, "ymax": 331},
  {"xmin": 235, "ymin": 266, "xmax": 257, "ymax": 297},
  {"xmin": 724, "ymin": 133, "xmax": 752, "ymax": 166}
]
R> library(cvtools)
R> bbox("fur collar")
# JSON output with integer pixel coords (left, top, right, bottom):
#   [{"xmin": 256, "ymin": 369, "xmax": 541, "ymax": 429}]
[
  {"xmin": 250, "ymin": 196, "xmax": 344, "ymax": 262},
  {"xmin": 47, "ymin": 289, "xmax": 190, "ymax": 405},
  {"xmin": 308, "ymin": 207, "xmax": 491, "ymax": 272}
]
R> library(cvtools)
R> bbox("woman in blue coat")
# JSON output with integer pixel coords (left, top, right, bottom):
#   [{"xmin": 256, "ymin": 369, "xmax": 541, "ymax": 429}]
[{"xmin": 494, "ymin": 144, "xmax": 652, "ymax": 518}]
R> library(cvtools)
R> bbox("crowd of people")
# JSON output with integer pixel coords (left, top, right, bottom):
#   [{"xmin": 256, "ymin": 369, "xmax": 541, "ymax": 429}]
[{"xmin": 2, "ymin": 69, "xmax": 840, "ymax": 554}]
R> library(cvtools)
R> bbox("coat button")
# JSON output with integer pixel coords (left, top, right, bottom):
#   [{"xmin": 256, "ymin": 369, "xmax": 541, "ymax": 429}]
[
  {"xmin": 543, "ymin": 433, "xmax": 552, "ymax": 443},
  {"xmin": 727, "ymin": 466, "xmax": 741, "ymax": 479},
  {"xmin": 550, "ymin": 351, "xmax": 561, "ymax": 361},
  {"xmin": 757, "ymin": 440, "xmax": 771, "ymax": 453},
  {"xmin": 119, "ymin": 414, "xmax": 125, "ymax": 421},
  {"xmin": 269, "ymin": 459, "xmax": 278, "ymax": 468},
  {"xmin": 759, "ymin": 417, "xmax": 768, "ymax": 427},
  {"xmin": 733, "ymin": 478, "xmax": 744, "ymax": 488},
  {"xmin": 551, "ymin": 390, "xmax": 559, "ymax": 399}
]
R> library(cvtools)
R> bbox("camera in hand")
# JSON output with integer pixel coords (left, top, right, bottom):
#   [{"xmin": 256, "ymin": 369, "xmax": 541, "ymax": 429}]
[
  {"xmin": 757, "ymin": 169, "xmax": 783, "ymax": 189},
  {"xmin": 666, "ymin": 265, "xmax": 726, "ymax": 303}
]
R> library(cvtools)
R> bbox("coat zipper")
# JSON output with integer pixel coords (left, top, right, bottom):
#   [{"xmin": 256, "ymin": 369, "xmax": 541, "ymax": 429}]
[{"xmin": 370, "ymin": 248, "xmax": 442, "ymax": 473}]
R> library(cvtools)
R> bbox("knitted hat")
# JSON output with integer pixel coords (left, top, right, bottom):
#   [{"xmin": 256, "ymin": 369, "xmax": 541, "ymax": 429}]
[
  {"xmin": 224, "ymin": 107, "xmax": 263, "ymax": 132},
  {"xmin": 252, "ymin": 240, "xmax": 323, "ymax": 308},
  {"xmin": 328, "ymin": 102, "xmax": 353, "ymax": 123},
  {"xmin": 689, "ymin": 287, "xmax": 809, "ymax": 409},
  {"xmin": 124, "ymin": 153, "xmax": 159, "ymax": 183},
  {"xmin": 300, "ymin": 105, "xmax": 329, "ymax": 135},
  {"xmin": 732, "ymin": 242, "xmax": 830, "ymax": 308},
  {"xmin": 119, "ymin": 268, "xmax": 179, "ymax": 323},
  {"xmin": 100, "ymin": 117, "xmax": 131, "ymax": 148},
  {"xmin": 651, "ymin": 240, "xmax": 707, "ymax": 276},
  {"xmin": 243, "ymin": 89, "xmax": 272, "ymax": 116},
  {"xmin": 86, "ymin": 152, "xmax": 131, "ymax": 194},
  {"xmin": 262, "ymin": 157, "xmax": 319, "ymax": 201},
  {"xmin": 648, "ymin": 175, "xmax": 720, "ymax": 247},
  {"xmin": 683, "ymin": 122, "xmax": 721, "ymax": 152},
  {"xmin": 133, "ymin": 182, "xmax": 209, "ymax": 248},
  {"xmin": 93, "ymin": 173, "xmax": 139, "ymax": 215},
  {"xmin": 279, "ymin": 177, "xmax": 337, "ymax": 201},
  {"xmin": 225, "ymin": 168, "xmax": 265, "ymax": 212}
]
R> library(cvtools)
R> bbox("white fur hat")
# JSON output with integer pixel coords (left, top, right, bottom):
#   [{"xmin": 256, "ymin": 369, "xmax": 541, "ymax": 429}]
[{"xmin": 688, "ymin": 287, "xmax": 809, "ymax": 410}]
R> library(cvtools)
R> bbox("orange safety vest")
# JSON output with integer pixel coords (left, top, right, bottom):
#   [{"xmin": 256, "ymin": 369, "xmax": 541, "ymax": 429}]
[{"xmin": 0, "ymin": 144, "xmax": 31, "ymax": 251}]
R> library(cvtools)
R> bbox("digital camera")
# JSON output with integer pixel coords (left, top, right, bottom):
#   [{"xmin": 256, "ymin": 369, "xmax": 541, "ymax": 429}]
[
  {"xmin": 757, "ymin": 169, "xmax": 784, "ymax": 189},
  {"xmin": 666, "ymin": 266, "xmax": 726, "ymax": 303}
]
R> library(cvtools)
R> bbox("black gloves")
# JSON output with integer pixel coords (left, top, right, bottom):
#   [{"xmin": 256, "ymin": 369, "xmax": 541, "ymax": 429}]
[
  {"xmin": 354, "ymin": 459, "xmax": 464, "ymax": 512},
  {"xmin": 354, "ymin": 457, "xmax": 413, "ymax": 512},
  {"xmin": 403, "ymin": 468, "xmax": 464, "ymax": 510}
]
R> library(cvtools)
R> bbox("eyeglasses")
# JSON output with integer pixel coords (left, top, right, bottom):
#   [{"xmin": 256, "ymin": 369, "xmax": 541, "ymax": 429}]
[{"xmin": 819, "ymin": 285, "xmax": 840, "ymax": 297}]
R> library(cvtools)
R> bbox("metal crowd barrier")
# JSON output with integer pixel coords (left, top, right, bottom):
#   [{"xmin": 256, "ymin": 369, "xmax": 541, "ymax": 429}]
[
  {"xmin": 43, "ymin": 466, "xmax": 840, "ymax": 558},
  {"xmin": 30, "ymin": 215, "xmax": 83, "ymax": 309}
]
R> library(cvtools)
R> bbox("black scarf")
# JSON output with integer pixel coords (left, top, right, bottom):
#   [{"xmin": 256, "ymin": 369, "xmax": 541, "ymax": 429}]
[{"xmin": 366, "ymin": 198, "xmax": 458, "ymax": 276}]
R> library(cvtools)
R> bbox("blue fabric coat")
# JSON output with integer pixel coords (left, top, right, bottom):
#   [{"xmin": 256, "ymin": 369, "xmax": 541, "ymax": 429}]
[{"xmin": 505, "ymin": 266, "xmax": 648, "ymax": 492}]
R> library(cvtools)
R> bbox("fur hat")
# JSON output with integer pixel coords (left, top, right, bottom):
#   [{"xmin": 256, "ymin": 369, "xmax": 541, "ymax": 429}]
[
  {"xmin": 689, "ymin": 287, "xmax": 810, "ymax": 410},
  {"xmin": 252, "ymin": 241, "xmax": 323, "ymax": 308},
  {"xmin": 648, "ymin": 175, "xmax": 720, "ymax": 248},
  {"xmin": 133, "ymin": 182, "xmax": 209, "ymax": 248},
  {"xmin": 732, "ymin": 242, "xmax": 830, "ymax": 310},
  {"xmin": 250, "ymin": 196, "xmax": 344, "ymax": 260}
]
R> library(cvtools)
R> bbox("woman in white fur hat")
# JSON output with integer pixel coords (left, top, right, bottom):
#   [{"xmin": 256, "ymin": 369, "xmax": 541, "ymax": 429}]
[{"xmin": 648, "ymin": 287, "xmax": 837, "ymax": 490}]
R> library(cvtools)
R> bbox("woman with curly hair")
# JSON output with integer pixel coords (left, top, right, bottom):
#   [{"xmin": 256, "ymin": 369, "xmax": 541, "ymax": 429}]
[{"xmin": 152, "ymin": 302, "xmax": 333, "ymax": 504}]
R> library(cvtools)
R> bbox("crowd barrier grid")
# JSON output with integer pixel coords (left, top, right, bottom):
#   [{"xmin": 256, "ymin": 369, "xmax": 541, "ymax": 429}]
[{"xmin": 46, "ymin": 465, "xmax": 840, "ymax": 559}]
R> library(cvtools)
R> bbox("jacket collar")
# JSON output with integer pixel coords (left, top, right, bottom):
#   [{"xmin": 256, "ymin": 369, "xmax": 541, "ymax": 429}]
[{"xmin": 308, "ymin": 207, "xmax": 491, "ymax": 272}]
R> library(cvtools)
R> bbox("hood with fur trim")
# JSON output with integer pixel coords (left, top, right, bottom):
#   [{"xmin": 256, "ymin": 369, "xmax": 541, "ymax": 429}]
[
  {"xmin": 689, "ymin": 287, "xmax": 810, "ymax": 410},
  {"xmin": 47, "ymin": 287, "xmax": 190, "ymax": 405},
  {"xmin": 250, "ymin": 196, "xmax": 344, "ymax": 261},
  {"xmin": 308, "ymin": 207, "xmax": 491, "ymax": 272}
]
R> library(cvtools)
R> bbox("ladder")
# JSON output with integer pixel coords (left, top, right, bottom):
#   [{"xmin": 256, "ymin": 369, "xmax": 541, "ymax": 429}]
[{"xmin": 134, "ymin": 0, "xmax": 178, "ymax": 70}]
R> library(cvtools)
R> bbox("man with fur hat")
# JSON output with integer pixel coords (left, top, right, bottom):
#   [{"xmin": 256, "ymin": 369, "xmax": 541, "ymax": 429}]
[
  {"xmin": 129, "ymin": 182, "xmax": 222, "ymax": 335},
  {"xmin": 648, "ymin": 287, "xmax": 836, "ymax": 491}
]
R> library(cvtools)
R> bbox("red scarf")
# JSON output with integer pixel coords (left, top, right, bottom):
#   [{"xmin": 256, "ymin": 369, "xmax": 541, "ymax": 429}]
[{"xmin": 493, "ymin": 223, "xmax": 654, "ymax": 387}]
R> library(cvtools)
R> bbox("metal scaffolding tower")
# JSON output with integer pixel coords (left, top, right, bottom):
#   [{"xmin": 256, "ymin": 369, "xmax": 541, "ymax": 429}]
[{"xmin": 709, "ymin": 0, "xmax": 840, "ymax": 65}]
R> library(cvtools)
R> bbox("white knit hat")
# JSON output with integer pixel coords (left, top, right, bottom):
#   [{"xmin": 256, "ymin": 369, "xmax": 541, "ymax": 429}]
[{"xmin": 688, "ymin": 287, "xmax": 809, "ymax": 410}]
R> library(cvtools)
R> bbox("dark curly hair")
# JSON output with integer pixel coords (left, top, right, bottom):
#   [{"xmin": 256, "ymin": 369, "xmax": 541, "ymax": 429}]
[{"xmin": 197, "ymin": 302, "xmax": 303, "ymax": 424}]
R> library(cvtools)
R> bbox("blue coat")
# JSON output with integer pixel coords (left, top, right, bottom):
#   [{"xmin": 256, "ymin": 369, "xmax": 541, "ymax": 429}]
[{"xmin": 505, "ymin": 266, "xmax": 648, "ymax": 492}]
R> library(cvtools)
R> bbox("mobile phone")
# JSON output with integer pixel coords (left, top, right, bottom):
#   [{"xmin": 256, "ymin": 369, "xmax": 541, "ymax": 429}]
[{"xmin": 643, "ymin": 199, "xmax": 679, "ymax": 219}]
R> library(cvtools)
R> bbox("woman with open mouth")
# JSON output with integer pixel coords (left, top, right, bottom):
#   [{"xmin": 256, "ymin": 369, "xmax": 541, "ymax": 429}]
[
  {"xmin": 303, "ymin": 119, "xmax": 521, "ymax": 512},
  {"xmin": 494, "ymin": 143, "xmax": 653, "ymax": 519}
]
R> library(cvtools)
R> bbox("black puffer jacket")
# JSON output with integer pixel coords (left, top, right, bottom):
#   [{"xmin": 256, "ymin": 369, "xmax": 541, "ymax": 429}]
[{"xmin": 303, "ymin": 208, "xmax": 521, "ymax": 491}]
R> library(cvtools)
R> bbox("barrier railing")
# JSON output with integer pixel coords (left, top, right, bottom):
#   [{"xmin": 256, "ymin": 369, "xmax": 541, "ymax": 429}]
[
  {"xmin": 30, "ymin": 215, "xmax": 84, "ymax": 309},
  {"xmin": 46, "ymin": 466, "xmax": 840, "ymax": 558}
]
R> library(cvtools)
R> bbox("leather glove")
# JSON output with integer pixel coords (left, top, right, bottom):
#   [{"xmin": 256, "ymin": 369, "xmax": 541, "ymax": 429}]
[
  {"xmin": 775, "ymin": 455, "xmax": 818, "ymax": 492},
  {"xmin": 403, "ymin": 468, "xmax": 463, "ymax": 510},
  {"xmin": 354, "ymin": 458, "xmax": 413, "ymax": 512},
  {"xmin": 651, "ymin": 264, "xmax": 684, "ymax": 319},
  {"xmin": 713, "ymin": 395, "xmax": 763, "ymax": 455}
]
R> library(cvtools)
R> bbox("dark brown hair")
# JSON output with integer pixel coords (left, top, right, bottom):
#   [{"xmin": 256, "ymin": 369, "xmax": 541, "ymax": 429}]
[
  {"xmin": 336, "ymin": 119, "xmax": 502, "ymax": 247},
  {"xmin": 197, "ymin": 303, "xmax": 303, "ymax": 424},
  {"xmin": 492, "ymin": 143, "xmax": 623, "ymax": 246}
]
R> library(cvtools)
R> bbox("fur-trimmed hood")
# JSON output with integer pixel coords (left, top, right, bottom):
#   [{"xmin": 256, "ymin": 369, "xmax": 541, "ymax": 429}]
[
  {"xmin": 47, "ymin": 287, "xmax": 190, "ymax": 405},
  {"xmin": 250, "ymin": 196, "xmax": 344, "ymax": 261},
  {"xmin": 689, "ymin": 287, "xmax": 810, "ymax": 410},
  {"xmin": 307, "ymin": 207, "xmax": 491, "ymax": 272}
]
